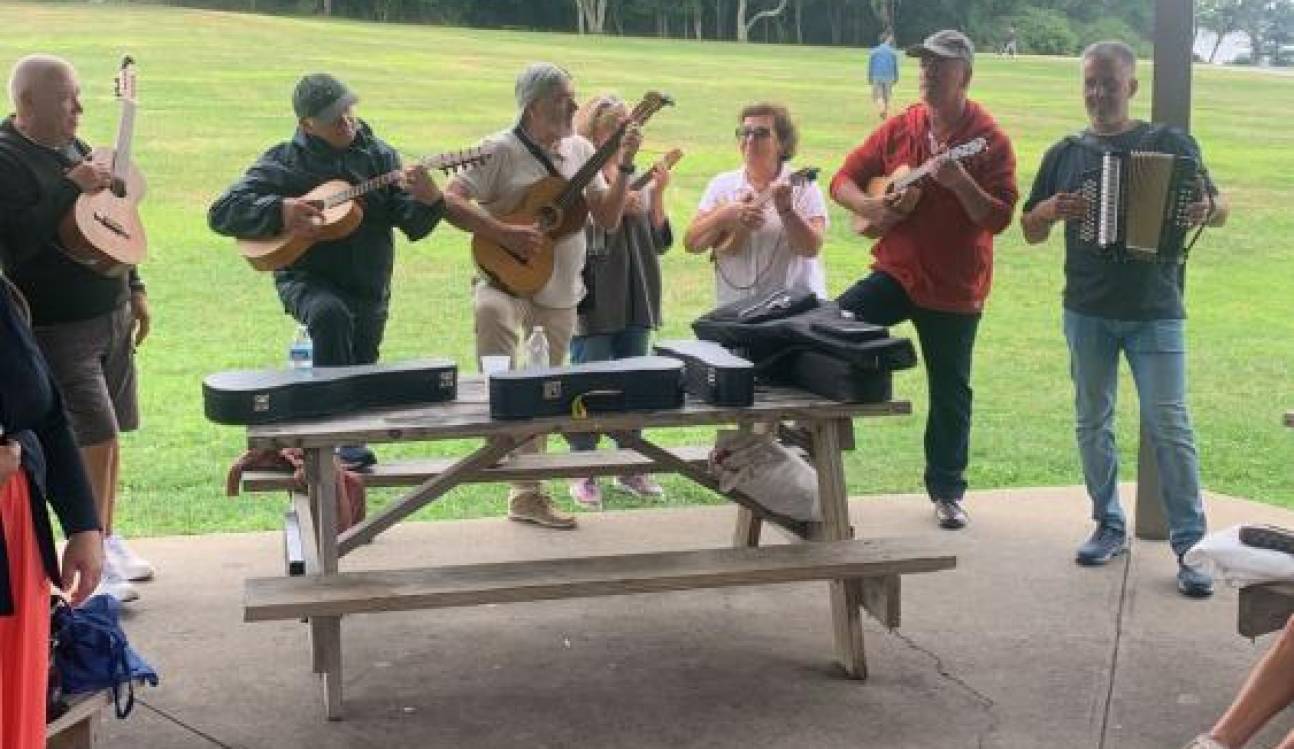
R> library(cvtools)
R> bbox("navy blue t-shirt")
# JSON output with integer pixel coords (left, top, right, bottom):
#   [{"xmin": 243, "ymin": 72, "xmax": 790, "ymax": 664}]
[{"xmin": 1024, "ymin": 122, "xmax": 1217, "ymax": 321}]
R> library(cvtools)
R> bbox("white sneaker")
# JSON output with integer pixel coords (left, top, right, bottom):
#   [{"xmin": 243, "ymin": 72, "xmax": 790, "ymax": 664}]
[
  {"xmin": 105, "ymin": 534, "xmax": 154, "ymax": 581},
  {"xmin": 93, "ymin": 568, "xmax": 139, "ymax": 603}
]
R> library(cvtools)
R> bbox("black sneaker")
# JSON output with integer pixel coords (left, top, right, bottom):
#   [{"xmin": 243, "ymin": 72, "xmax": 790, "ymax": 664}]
[
  {"xmin": 1075, "ymin": 525, "xmax": 1127, "ymax": 566},
  {"xmin": 337, "ymin": 444, "xmax": 377, "ymax": 472},
  {"xmin": 1177, "ymin": 559, "xmax": 1214, "ymax": 598},
  {"xmin": 933, "ymin": 499, "xmax": 968, "ymax": 530}
]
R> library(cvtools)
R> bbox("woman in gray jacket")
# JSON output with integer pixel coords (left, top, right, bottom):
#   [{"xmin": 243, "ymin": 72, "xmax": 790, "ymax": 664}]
[{"xmin": 567, "ymin": 93, "xmax": 673, "ymax": 510}]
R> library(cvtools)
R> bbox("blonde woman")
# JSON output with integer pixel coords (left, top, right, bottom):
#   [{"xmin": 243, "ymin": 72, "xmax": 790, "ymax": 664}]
[{"xmin": 566, "ymin": 93, "xmax": 673, "ymax": 509}]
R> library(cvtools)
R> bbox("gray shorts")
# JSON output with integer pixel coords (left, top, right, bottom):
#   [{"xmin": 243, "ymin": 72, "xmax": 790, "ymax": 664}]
[
  {"xmin": 872, "ymin": 82, "xmax": 893, "ymax": 101},
  {"xmin": 32, "ymin": 302, "xmax": 139, "ymax": 446}
]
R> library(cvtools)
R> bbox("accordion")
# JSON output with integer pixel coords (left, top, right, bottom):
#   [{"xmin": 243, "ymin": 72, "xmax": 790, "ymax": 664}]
[{"xmin": 1077, "ymin": 150, "xmax": 1199, "ymax": 263}]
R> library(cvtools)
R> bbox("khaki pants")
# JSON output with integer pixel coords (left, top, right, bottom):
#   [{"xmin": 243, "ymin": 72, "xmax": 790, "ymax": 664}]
[{"xmin": 473, "ymin": 281, "xmax": 577, "ymax": 499}]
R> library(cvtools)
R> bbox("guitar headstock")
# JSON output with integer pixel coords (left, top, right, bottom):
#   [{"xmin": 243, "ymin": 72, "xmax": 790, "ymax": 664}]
[
  {"xmin": 628, "ymin": 91, "xmax": 675, "ymax": 128},
  {"xmin": 428, "ymin": 146, "xmax": 492, "ymax": 175},
  {"xmin": 789, "ymin": 166, "xmax": 820, "ymax": 185},
  {"xmin": 660, "ymin": 148, "xmax": 684, "ymax": 170},
  {"xmin": 948, "ymin": 137, "xmax": 987, "ymax": 162},
  {"xmin": 114, "ymin": 55, "xmax": 137, "ymax": 105}
]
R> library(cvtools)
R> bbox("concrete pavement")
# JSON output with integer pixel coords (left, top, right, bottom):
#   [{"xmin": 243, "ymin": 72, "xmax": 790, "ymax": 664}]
[{"xmin": 97, "ymin": 486, "xmax": 1294, "ymax": 748}]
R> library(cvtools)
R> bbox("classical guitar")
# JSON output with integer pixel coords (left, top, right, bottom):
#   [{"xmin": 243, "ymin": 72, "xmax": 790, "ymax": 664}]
[
  {"xmin": 630, "ymin": 147, "xmax": 683, "ymax": 191},
  {"xmin": 853, "ymin": 136, "xmax": 987, "ymax": 238},
  {"xmin": 58, "ymin": 56, "xmax": 147, "ymax": 277},
  {"xmin": 712, "ymin": 166, "xmax": 820, "ymax": 255},
  {"xmin": 471, "ymin": 91, "xmax": 674, "ymax": 297},
  {"xmin": 237, "ymin": 147, "xmax": 490, "ymax": 272}
]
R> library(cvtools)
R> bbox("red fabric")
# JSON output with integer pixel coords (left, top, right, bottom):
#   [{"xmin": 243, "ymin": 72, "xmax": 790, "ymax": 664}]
[
  {"xmin": 225, "ymin": 449, "xmax": 367, "ymax": 533},
  {"xmin": 0, "ymin": 471, "xmax": 50, "ymax": 749},
  {"xmin": 831, "ymin": 101, "xmax": 1018, "ymax": 313}
]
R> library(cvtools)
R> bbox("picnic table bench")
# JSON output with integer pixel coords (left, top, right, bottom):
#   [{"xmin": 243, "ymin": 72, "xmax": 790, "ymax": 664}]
[
  {"xmin": 46, "ymin": 690, "xmax": 110, "ymax": 749},
  {"xmin": 237, "ymin": 377, "xmax": 956, "ymax": 720},
  {"xmin": 1235, "ymin": 410, "xmax": 1294, "ymax": 638}
]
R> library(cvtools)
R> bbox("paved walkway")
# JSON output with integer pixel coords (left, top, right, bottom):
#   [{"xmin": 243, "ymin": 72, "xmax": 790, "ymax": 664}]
[{"xmin": 98, "ymin": 486, "xmax": 1294, "ymax": 748}]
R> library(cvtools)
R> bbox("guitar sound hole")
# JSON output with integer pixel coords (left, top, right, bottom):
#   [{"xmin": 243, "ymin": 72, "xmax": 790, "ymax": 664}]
[{"xmin": 536, "ymin": 206, "xmax": 561, "ymax": 231}]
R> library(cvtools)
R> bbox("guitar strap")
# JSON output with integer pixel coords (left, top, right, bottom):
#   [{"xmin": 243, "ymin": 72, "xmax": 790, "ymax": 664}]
[{"xmin": 511, "ymin": 126, "xmax": 561, "ymax": 179}]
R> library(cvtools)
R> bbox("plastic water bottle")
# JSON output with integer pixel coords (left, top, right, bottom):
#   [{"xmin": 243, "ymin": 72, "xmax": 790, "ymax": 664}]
[
  {"xmin": 525, "ymin": 326, "xmax": 549, "ymax": 371},
  {"xmin": 288, "ymin": 325, "xmax": 313, "ymax": 370}
]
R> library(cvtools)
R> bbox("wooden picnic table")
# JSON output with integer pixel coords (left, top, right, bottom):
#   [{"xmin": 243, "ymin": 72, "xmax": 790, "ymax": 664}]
[{"xmin": 238, "ymin": 376, "xmax": 955, "ymax": 720}]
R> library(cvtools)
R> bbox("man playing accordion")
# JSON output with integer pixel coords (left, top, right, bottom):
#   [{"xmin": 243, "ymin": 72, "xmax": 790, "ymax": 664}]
[{"xmin": 1020, "ymin": 41, "xmax": 1229, "ymax": 598}]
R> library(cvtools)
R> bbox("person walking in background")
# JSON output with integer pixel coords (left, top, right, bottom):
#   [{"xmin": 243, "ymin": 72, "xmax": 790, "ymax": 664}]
[
  {"xmin": 1001, "ymin": 24, "xmax": 1019, "ymax": 57},
  {"xmin": 565, "ymin": 93, "xmax": 674, "ymax": 510},
  {"xmin": 868, "ymin": 33, "xmax": 900, "ymax": 120}
]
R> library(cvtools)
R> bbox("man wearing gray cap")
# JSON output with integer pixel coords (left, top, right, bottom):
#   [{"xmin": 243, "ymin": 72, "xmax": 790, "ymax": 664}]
[
  {"xmin": 209, "ymin": 73, "xmax": 446, "ymax": 470},
  {"xmin": 443, "ymin": 62, "xmax": 641, "ymax": 529},
  {"xmin": 831, "ymin": 30, "xmax": 1018, "ymax": 531}
]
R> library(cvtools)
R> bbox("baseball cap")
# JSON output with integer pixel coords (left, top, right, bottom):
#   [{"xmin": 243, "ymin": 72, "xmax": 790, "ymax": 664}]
[
  {"xmin": 907, "ymin": 29, "xmax": 975, "ymax": 65},
  {"xmin": 292, "ymin": 73, "xmax": 358, "ymax": 123}
]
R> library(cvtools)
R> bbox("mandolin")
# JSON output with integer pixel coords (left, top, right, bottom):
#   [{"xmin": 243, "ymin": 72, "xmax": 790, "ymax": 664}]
[
  {"xmin": 58, "ymin": 56, "xmax": 147, "ymax": 277},
  {"xmin": 470, "ymin": 91, "xmax": 674, "ymax": 297},
  {"xmin": 853, "ymin": 137, "xmax": 987, "ymax": 238},
  {"xmin": 711, "ymin": 166, "xmax": 820, "ymax": 255},
  {"xmin": 237, "ymin": 147, "xmax": 490, "ymax": 272},
  {"xmin": 630, "ymin": 148, "xmax": 683, "ymax": 191}
]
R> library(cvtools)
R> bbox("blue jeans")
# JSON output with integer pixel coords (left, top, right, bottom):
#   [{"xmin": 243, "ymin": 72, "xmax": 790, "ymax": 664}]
[
  {"xmin": 1063, "ymin": 309, "xmax": 1206, "ymax": 556},
  {"xmin": 566, "ymin": 327, "xmax": 651, "ymax": 452}
]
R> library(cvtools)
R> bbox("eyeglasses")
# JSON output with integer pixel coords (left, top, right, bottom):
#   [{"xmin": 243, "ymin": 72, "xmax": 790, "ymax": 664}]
[{"xmin": 735, "ymin": 126, "xmax": 773, "ymax": 141}]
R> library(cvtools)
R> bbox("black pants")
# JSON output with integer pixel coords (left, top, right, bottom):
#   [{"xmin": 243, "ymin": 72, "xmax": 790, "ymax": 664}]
[
  {"xmin": 837, "ymin": 271, "xmax": 981, "ymax": 501},
  {"xmin": 276, "ymin": 278, "xmax": 387, "ymax": 367}
]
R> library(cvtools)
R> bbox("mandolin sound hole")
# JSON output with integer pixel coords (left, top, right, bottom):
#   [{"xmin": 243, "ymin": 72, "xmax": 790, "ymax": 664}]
[{"xmin": 536, "ymin": 206, "xmax": 561, "ymax": 232}]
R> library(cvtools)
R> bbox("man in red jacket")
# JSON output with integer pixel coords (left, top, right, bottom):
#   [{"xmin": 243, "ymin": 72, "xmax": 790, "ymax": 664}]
[{"xmin": 831, "ymin": 30, "xmax": 1017, "ymax": 530}]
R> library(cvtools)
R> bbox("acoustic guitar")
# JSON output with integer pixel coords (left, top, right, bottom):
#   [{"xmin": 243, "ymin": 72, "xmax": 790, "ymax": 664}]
[
  {"xmin": 471, "ymin": 91, "xmax": 674, "ymax": 297},
  {"xmin": 853, "ymin": 137, "xmax": 987, "ymax": 238},
  {"xmin": 712, "ymin": 166, "xmax": 820, "ymax": 255},
  {"xmin": 237, "ymin": 147, "xmax": 490, "ymax": 272},
  {"xmin": 58, "ymin": 56, "xmax": 147, "ymax": 278}
]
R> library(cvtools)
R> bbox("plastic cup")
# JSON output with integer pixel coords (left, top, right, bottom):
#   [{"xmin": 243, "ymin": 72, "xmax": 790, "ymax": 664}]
[{"xmin": 480, "ymin": 355, "xmax": 511, "ymax": 376}]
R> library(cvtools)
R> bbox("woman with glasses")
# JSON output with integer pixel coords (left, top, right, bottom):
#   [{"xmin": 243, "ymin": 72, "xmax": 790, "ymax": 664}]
[
  {"xmin": 683, "ymin": 102, "xmax": 828, "ymax": 306},
  {"xmin": 565, "ymin": 93, "xmax": 673, "ymax": 510}
]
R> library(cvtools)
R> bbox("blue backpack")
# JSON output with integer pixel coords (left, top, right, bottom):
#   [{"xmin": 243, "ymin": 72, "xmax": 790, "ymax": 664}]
[{"xmin": 51, "ymin": 594, "xmax": 159, "ymax": 718}]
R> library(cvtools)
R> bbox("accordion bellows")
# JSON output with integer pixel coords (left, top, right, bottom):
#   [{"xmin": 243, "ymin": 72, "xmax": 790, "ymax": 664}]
[{"xmin": 1078, "ymin": 150, "xmax": 1199, "ymax": 263}]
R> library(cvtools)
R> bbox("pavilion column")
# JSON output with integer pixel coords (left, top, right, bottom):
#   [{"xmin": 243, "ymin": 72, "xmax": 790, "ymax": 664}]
[{"xmin": 1135, "ymin": 0, "xmax": 1194, "ymax": 541}]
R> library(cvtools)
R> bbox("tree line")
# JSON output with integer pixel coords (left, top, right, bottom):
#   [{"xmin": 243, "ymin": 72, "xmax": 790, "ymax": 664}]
[{"xmin": 144, "ymin": 0, "xmax": 1293, "ymax": 63}]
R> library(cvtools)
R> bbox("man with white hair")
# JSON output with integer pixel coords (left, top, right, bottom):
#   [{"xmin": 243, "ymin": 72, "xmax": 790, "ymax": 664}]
[
  {"xmin": 1020, "ymin": 40, "xmax": 1229, "ymax": 598},
  {"xmin": 0, "ymin": 54, "xmax": 152, "ymax": 603},
  {"xmin": 444, "ymin": 62, "xmax": 641, "ymax": 529}
]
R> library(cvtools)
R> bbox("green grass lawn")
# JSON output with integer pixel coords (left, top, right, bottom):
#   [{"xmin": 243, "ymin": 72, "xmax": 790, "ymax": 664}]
[{"xmin": 3, "ymin": 2, "xmax": 1292, "ymax": 536}]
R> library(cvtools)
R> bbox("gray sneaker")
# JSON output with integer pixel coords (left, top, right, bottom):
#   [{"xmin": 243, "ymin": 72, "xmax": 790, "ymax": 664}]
[
  {"xmin": 1177, "ymin": 559, "xmax": 1214, "ymax": 598},
  {"xmin": 1075, "ymin": 525, "xmax": 1127, "ymax": 566},
  {"xmin": 933, "ymin": 499, "xmax": 968, "ymax": 530}
]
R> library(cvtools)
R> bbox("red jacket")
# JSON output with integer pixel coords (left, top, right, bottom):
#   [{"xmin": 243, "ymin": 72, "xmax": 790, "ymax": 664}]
[{"xmin": 831, "ymin": 101, "xmax": 1017, "ymax": 313}]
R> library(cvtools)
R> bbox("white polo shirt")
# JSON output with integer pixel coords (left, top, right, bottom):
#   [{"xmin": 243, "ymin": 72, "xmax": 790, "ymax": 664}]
[
  {"xmin": 453, "ymin": 129, "xmax": 608, "ymax": 309},
  {"xmin": 697, "ymin": 164, "xmax": 829, "ymax": 306}
]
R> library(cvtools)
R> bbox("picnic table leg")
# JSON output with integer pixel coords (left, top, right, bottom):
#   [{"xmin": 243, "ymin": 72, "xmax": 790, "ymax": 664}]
[
  {"xmin": 732, "ymin": 506, "xmax": 762, "ymax": 548},
  {"xmin": 811, "ymin": 417, "xmax": 868, "ymax": 680},
  {"xmin": 305, "ymin": 447, "xmax": 344, "ymax": 720}
]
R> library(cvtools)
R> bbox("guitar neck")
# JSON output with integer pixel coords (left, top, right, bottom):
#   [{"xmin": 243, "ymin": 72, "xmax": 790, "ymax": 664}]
[
  {"xmin": 322, "ymin": 153, "xmax": 461, "ymax": 208},
  {"xmin": 111, "ymin": 99, "xmax": 137, "ymax": 183},
  {"xmin": 555, "ymin": 131, "xmax": 622, "ymax": 209}
]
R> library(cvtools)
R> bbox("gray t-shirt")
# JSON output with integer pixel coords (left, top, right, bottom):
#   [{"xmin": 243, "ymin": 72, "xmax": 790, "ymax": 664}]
[{"xmin": 1024, "ymin": 122, "xmax": 1217, "ymax": 321}]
